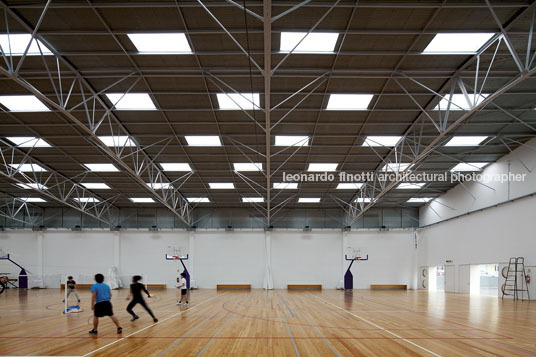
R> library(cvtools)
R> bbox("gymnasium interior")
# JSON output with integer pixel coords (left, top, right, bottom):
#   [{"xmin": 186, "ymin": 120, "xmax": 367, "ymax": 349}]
[{"xmin": 0, "ymin": 0, "xmax": 535, "ymax": 356}]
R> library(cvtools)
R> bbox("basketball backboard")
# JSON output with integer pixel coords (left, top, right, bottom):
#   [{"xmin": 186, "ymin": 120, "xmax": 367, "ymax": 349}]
[{"xmin": 166, "ymin": 246, "xmax": 188, "ymax": 260}]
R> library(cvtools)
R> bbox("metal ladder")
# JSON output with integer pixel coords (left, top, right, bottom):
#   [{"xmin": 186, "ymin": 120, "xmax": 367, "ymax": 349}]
[{"xmin": 502, "ymin": 257, "xmax": 530, "ymax": 300}]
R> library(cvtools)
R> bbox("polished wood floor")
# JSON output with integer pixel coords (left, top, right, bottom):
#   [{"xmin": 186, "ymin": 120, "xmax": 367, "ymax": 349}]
[{"xmin": 0, "ymin": 288, "xmax": 535, "ymax": 356}]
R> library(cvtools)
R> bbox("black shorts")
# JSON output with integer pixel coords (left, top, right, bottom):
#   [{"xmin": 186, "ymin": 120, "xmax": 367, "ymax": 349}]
[
  {"xmin": 181, "ymin": 289, "xmax": 188, "ymax": 296},
  {"xmin": 94, "ymin": 301, "xmax": 114, "ymax": 317}
]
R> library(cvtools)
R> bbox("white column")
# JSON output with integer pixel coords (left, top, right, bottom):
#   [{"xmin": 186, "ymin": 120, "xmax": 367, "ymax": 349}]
[
  {"xmin": 188, "ymin": 230, "xmax": 195, "ymax": 288},
  {"xmin": 341, "ymin": 231, "xmax": 348, "ymax": 286},
  {"xmin": 263, "ymin": 231, "xmax": 273, "ymax": 289},
  {"xmin": 36, "ymin": 231, "xmax": 44, "ymax": 276}
]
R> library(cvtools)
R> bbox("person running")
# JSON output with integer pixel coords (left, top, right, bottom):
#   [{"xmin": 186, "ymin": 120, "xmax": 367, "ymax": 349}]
[
  {"xmin": 126, "ymin": 275, "xmax": 158, "ymax": 323},
  {"xmin": 89, "ymin": 273, "xmax": 122, "ymax": 335},
  {"xmin": 0, "ymin": 276, "xmax": 7, "ymax": 295},
  {"xmin": 63, "ymin": 276, "xmax": 80, "ymax": 303},
  {"xmin": 176, "ymin": 273, "xmax": 189, "ymax": 306}
]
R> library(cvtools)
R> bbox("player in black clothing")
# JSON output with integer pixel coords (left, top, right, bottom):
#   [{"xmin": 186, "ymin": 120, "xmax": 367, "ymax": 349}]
[
  {"xmin": 0, "ymin": 276, "xmax": 7, "ymax": 295},
  {"xmin": 125, "ymin": 275, "xmax": 158, "ymax": 323}
]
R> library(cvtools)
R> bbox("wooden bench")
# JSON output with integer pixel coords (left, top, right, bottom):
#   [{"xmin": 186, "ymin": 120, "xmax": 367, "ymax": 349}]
[
  {"xmin": 370, "ymin": 284, "xmax": 407, "ymax": 290},
  {"xmin": 147, "ymin": 284, "xmax": 166, "ymax": 290},
  {"xmin": 287, "ymin": 284, "xmax": 322, "ymax": 290},
  {"xmin": 216, "ymin": 284, "xmax": 251, "ymax": 290},
  {"xmin": 60, "ymin": 284, "xmax": 93, "ymax": 290}
]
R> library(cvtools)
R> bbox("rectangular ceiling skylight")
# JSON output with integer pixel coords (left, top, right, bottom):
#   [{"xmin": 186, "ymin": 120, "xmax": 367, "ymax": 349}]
[
  {"xmin": 105, "ymin": 93, "xmax": 156, "ymax": 110},
  {"xmin": 362, "ymin": 136, "xmax": 402, "ymax": 147},
  {"xmin": 336, "ymin": 183, "xmax": 363, "ymax": 189},
  {"xmin": 20, "ymin": 197, "xmax": 46, "ymax": 203},
  {"xmin": 160, "ymin": 163, "xmax": 192, "ymax": 171},
  {"xmin": 280, "ymin": 32, "xmax": 339, "ymax": 53},
  {"xmin": 74, "ymin": 197, "xmax": 100, "ymax": 203},
  {"xmin": 233, "ymin": 163, "xmax": 263, "ymax": 172},
  {"xmin": 81, "ymin": 183, "xmax": 110, "ymax": 190},
  {"xmin": 433, "ymin": 93, "xmax": 488, "ymax": 110},
  {"xmin": 298, "ymin": 197, "xmax": 321, "ymax": 203},
  {"xmin": 127, "ymin": 33, "xmax": 192, "ymax": 54},
  {"xmin": 16, "ymin": 183, "xmax": 48, "ymax": 190},
  {"xmin": 273, "ymin": 182, "xmax": 298, "ymax": 189},
  {"xmin": 326, "ymin": 94, "xmax": 374, "ymax": 110},
  {"xmin": 307, "ymin": 163, "xmax": 338, "ymax": 172},
  {"xmin": 209, "ymin": 183, "xmax": 235, "ymax": 189},
  {"xmin": 83, "ymin": 163, "xmax": 119, "ymax": 172},
  {"xmin": 397, "ymin": 183, "xmax": 426, "ymax": 189},
  {"xmin": 407, "ymin": 197, "xmax": 433, "ymax": 203},
  {"xmin": 98, "ymin": 136, "xmax": 135, "ymax": 147},
  {"xmin": 242, "ymin": 197, "xmax": 264, "ymax": 203},
  {"xmin": 9, "ymin": 163, "xmax": 47, "ymax": 172},
  {"xmin": 0, "ymin": 34, "xmax": 52, "ymax": 56},
  {"xmin": 422, "ymin": 33, "xmax": 495, "ymax": 54},
  {"xmin": 147, "ymin": 182, "xmax": 171, "ymax": 190},
  {"xmin": 444, "ymin": 136, "xmax": 488, "ymax": 146},
  {"xmin": 274, "ymin": 136, "xmax": 309, "ymax": 146},
  {"xmin": 130, "ymin": 198, "xmax": 155, "ymax": 203},
  {"xmin": 354, "ymin": 197, "xmax": 373, "ymax": 203},
  {"xmin": 216, "ymin": 93, "xmax": 261, "ymax": 110},
  {"xmin": 450, "ymin": 162, "xmax": 488, "ymax": 172},
  {"xmin": 185, "ymin": 136, "xmax": 222, "ymax": 147},
  {"xmin": 187, "ymin": 197, "xmax": 210, "ymax": 203},
  {"xmin": 6, "ymin": 137, "xmax": 51, "ymax": 148},
  {"xmin": 0, "ymin": 95, "xmax": 50, "ymax": 112},
  {"xmin": 381, "ymin": 163, "xmax": 412, "ymax": 172}
]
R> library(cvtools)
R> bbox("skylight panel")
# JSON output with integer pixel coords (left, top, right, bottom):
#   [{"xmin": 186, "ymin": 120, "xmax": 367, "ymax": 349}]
[
  {"xmin": 422, "ymin": 33, "xmax": 495, "ymax": 54},
  {"xmin": 450, "ymin": 162, "xmax": 488, "ymax": 172},
  {"xmin": 130, "ymin": 198, "xmax": 155, "ymax": 203},
  {"xmin": 0, "ymin": 34, "xmax": 52, "ymax": 56},
  {"xmin": 433, "ymin": 94, "xmax": 488, "ymax": 110},
  {"xmin": 274, "ymin": 136, "xmax": 309, "ymax": 146},
  {"xmin": 98, "ymin": 136, "xmax": 135, "ymax": 147},
  {"xmin": 273, "ymin": 182, "xmax": 298, "ymax": 189},
  {"xmin": 354, "ymin": 197, "xmax": 373, "ymax": 203},
  {"xmin": 280, "ymin": 32, "xmax": 339, "ymax": 53},
  {"xmin": 105, "ymin": 93, "xmax": 156, "ymax": 110},
  {"xmin": 0, "ymin": 95, "xmax": 50, "ymax": 112},
  {"xmin": 83, "ymin": 164, "xmax": 119, "ymax": 172},
  {"xmin": 216, "ymin": 93, "xmax": 261, "ymax": 110},
  {"xmin": 127, "ymin": 33, "xmax": 192, "ymax": 54},
  {"xmin": 209, "ymin": 183, "xmax": 235, "ymax": 189},
  {"xmin": 20, "ymin": 197, "xmax": 46, "ymax": 203},
  {"xmin": 326, "ymin": 94, "xmax": 374, "ymax": 110},
  {"xmin": 74, "ymin": 197, "xmax": 100, "ymax": 203},
  {"xmin": 381, "ymin": 163, "xmax": 412, "ymax": 172},
  {"xmin": 147, "ymin": 182, "xmax": 171, "ymax": 190},
  {"xmin": 407, "ymin": 197, "xmax": 434, "ymax": 203},
  {"xmin": 298, "ymin": 197, "xmax": 321, "ymax": 203},
  {"xmin": 444, "ymin": 136, "xmax": 488, "ymax": 146},
  {"xmin": 233, "ymin": 163, "xmax": 263, "ymax": 172},
  {"xmin": 397, "ymin": 183, "xmax": 426, "ymax": 189},
  {"xmin": 242, "ymin": 197, "xmax": 264, "ymax": 203},
  {"xmin": 160, "ymin": 163, "xmax": 192, "ymax": 172},
  {"xmin": 307, "ymin": 163, "xmax": 338, "ymax": 172},
  {"xmin": 81, "ymin": 183, "xmax": 110, "ymax": 190},
  {"xmin": 336, "ymin": 183, "xmax": 363, "ymax": 189},
  {"xmin": 16, "ymin": 183, "xmax": 48, "ymax": 190},
  {"xmin": 6, "ymin": 137, "xmax": 50, "ymax": 148},
  {"xmin": 362, "ymin": 136, "xmax": 402, "ymax": 147},
  {"xmin": 185, "ymin": 136, "xmax": 222, "ymax": 147},
  {"xmin": 187, "ymin": 197, "xmax": 210, "ymax": 203},
  {"xmin": 9, "ymin": 163, "xmax": 47, "ymax": 172}
]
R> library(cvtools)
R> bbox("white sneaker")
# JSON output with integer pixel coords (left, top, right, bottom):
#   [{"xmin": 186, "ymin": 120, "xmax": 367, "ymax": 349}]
[
  {"xmin": 176, "ymin": 301, "xmax": 181, "ymax": 305},
  {"xmin": 185, "ymin": 302, "xmax": 189, "ymax": 306}
]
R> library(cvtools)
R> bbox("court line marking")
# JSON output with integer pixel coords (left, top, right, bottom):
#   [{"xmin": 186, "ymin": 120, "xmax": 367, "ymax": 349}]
[
  {"xmin": 157, "ymin": 312, "xmax": 218, "ymax": 356},
  {"xmin": 293, "ymin": 302, "xmax": 340, "ymax": 356},
  {"xmin": 278, "ymin": 303, "xmax": 300, "ymax": 357},
  {"xmin": 195, "ymin": 316, "xmax": 233, "ymax": 357},
  {"xmin": 279, "ymin": 294, "xmax": 295, "ymax": 318},
  {"xmin": 312, "ymin": 294, "xmax": 441, "ymax": 357},
  {"xmin": 81, "ymin": 292, "xmax": 223, "ymax": 357}
]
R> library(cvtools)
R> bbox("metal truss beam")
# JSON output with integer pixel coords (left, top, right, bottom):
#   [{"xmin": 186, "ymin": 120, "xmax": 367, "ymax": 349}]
[{"xmin": 0, "ymin": 2, "xmax": 193, "ymax": 226}]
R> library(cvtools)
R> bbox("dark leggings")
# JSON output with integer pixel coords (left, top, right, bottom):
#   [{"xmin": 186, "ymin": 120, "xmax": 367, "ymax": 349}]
[{"xmin": 126, "ymin": 298, "xmax": 155, "ymax": 319}]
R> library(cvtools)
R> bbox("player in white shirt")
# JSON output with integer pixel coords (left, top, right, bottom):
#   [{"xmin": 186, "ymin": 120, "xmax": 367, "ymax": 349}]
[{"xmin": 176, "ymin": 273, "xmax": 189, "ymax": 306}]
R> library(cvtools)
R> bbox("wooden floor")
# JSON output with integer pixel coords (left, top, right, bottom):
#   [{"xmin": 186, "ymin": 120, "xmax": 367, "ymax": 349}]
[{"xmin": 0, "ymin": 288, "xmax": 535, "ymax": 356}]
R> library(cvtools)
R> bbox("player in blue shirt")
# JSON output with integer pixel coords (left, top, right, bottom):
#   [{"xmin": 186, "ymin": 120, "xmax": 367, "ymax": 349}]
[{"xmin": 89, "ymin": 273, "xmax": 122, "ymax": 335}]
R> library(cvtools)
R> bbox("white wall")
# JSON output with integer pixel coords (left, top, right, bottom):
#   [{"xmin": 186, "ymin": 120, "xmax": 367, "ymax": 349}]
[{"xmin": 420, "ymin": 138, "xmax": 536, "ymax": 226}]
